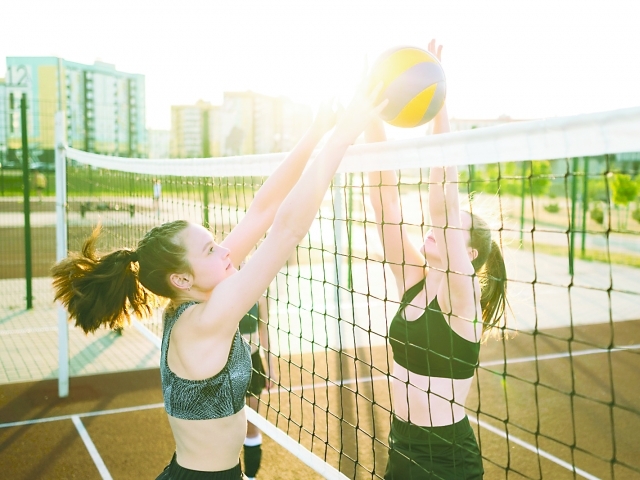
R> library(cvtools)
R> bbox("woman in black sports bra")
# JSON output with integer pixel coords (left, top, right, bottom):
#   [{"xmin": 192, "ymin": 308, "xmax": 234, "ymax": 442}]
[
  {"xmin": 52, "ymin": 86, "xmax": 388, "ymax": 480},
  {"xmin": 366, "ymin": 40, "xmax": 507, "ymax": 480}
]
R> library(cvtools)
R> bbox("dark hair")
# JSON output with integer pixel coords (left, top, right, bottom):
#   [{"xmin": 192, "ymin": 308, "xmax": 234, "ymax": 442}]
[
  {"xmin": 467, "ymin": 213, "xmax": 507, "ymax": 334},
  {"xmin": 51, "ymin": 220, "xmax": 191, "ymax": 333}
]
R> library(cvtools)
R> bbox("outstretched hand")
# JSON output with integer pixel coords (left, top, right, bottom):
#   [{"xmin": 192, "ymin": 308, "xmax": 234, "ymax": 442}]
[
  {"xmin": 428, "ymin": 38, "xmax": 443, "ymax": 62},
  {"xmin": 334, "ymin": 81, "xmax": 388, "ymax": 145},
  {"xmin": 309, "ymin": 98, "xmax": 339, "ymax": 138},
  {"xmin": 427, "ymin": 39, "xmax": 448, "ymax": 135}
]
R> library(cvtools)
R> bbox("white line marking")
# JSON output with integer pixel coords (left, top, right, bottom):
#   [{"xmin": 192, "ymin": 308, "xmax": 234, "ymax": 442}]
[
  {"xmin": 245, "ymin": 406, "xmax": 348, "ymax": 480},
  {"xmin": 0, "ymin": 326, "xmax": 58, "ymax": 336},
  {"xmin": 0, "ymin": 403, "xmax": 164, "ymax": 429},
  {"xmin": 131, "ymin": 319, "xmax": 161, "ymax": 348},
  {"xmin": 4, "ymin": 338, "xmax": 635, "ymax": 476},
  {"xmin": 480, "ymin": 344, "xmax": 640, "ymax": 367},
  {"xmin": 470, "ymin": 417, "xmax": 601, "ymax": 480},
  {"xmin": 71, "ymin": 415, "xmax": 113, "ymax": 480}
]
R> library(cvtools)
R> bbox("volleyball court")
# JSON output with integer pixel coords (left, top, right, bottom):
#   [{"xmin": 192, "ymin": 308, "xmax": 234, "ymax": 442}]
[{"xmin": 51, "ymin": 106, "xmax": 640, "ymax": 479}]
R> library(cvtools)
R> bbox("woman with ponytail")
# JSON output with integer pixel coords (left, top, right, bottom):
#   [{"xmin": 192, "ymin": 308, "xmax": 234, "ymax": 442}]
[
  {"xmin": 366, "ymin": 40, "xmax": 507, "ymax": 479},
  {"xmin": 52, "ymin": 85, "xmax": 387, "ymax": 480}
]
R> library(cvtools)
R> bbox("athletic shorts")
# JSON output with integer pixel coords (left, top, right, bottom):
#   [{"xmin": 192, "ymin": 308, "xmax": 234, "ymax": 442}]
[
  {"xmin": 384, "ymin": 416, "xmax": 484, "ymax": 480},
  {"xmin": 247, "ymin": 351, "xmax": 266, "ymax": 396},
  {"xmin": 155, "ymin": 453, "xmax": 243, "ymax": 480}
]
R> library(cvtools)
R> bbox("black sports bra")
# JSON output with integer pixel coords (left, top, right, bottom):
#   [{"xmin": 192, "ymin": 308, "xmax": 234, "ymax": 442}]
[
  {"xmin": 388, "ymin": 280, "xmax": 480, "ymax": 379},
  {"xmin": 239, "ymin": 302, "xmax": 259, "ymax": 335},
  {"xmin": 160, "ymin": 301, "xmax": 252, "ymax": 420}
]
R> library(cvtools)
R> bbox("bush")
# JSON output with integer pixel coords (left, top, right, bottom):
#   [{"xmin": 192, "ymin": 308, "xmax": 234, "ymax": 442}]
[
  {"xmin": 590, "ymin": 206, "xmax": 604, "ymax": 224},
  {"xmin": 544, "ymin": 203, "xmax": 560, "ymax": 213},
  {"xmin": 632, "ymin": 208, "xmax": 640, "ymax": 224}
]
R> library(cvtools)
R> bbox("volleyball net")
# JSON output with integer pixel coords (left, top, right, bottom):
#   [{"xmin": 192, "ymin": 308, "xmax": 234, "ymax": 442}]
[{"xmin": 59, "ymin": 107, "xmax": 640, "ymax": 479}]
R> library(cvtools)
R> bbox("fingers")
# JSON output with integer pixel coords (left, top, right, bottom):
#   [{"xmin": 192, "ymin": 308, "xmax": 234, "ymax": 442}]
[
  {"xmin": 369, "ymin": 81, "xmax": 384, "ymax": 101},
  {"xmin": 428, "ymin": 38, "xmax": 443, "ymax": 61},
  {"xmin": 372, "ymin": 98, "xmax": 389, "ymax": 116}
]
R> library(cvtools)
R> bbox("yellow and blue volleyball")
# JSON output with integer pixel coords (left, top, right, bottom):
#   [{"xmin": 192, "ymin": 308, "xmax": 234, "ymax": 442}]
[{"xmin": 369, "ymin": 46, "xmax": 446, "ymax": 128}]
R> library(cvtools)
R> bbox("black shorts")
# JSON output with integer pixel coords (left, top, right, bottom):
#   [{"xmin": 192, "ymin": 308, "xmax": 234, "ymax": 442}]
[
  {"xmin": 247, "ymin": 351, "xmax": 266, "ymax": 396},
  {"xmin": 384, "ymin": 416, "xmax": 484, "ymax": 480},
  {"xmin": 156, "ymin": 453, "xmax": 243, "ymax": 480}
]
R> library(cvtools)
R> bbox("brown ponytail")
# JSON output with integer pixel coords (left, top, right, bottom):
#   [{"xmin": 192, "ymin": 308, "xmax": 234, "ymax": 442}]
[
  {"xmin": 52, "ymin": 220, "xmax": 191, "ymax": 334},
  {"xmin": 468, "ymin": 213, "xmax": 508, "ymax": 335},
  {"xmin": 478, "ymin": 240, "xmax": 507, "ymax": 333},
  {"xmin": 51, "ymin": 226, "xmax": 156, "ymax": 333}
]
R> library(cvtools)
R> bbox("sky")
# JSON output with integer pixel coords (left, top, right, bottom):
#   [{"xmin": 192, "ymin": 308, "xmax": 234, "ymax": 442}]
[{"xmin": 1, "ymin": 0, "xmax": 640, "ymax": 132}]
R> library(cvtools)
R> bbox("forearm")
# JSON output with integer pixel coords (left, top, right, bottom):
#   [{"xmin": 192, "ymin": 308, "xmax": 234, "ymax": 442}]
[
  {"xmin": 272, "ymin": 133, "xmax": 351, "ymax": 238},
  {"xmin": 249, "ymin": 128, "xmax": 323, "ymax": 218},
  {"xmin": 367, "ymin": 170, "xmax": 400, "ymax": 219},
  {"xmin": 429, "ymin": 164, "xmax": 460, "ymax": 225},
  {"xmin": 365, "ymin": 118, "xmax": 400, "ymax": 220},
  {"xmin": 429, "ymin": 103, "xmax": 458, "ymax": 219},
  {"xmin": 431, "ymin": 99, "xmax": 450, "ymax": 135}
]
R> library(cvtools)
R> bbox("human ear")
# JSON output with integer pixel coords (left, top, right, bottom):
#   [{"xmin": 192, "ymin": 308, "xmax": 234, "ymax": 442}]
[{"xmin": 169, "ymin": 273, "xmax": 192, "ymax": 291}]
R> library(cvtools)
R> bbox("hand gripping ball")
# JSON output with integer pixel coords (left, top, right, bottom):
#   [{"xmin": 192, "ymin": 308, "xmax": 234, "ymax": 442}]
[{"xmin": 369, "ymin": 46, "xmax": 446, "ymax": 128}]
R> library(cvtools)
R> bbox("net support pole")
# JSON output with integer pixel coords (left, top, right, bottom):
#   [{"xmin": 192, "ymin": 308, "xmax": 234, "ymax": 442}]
[
  {"xmin": 332, "ymin": 173, "xmax": 346, "ymax": 346},
  {"xmin": 20, "ymin": 94, "xmax": 33, "ymax": 309},
  {"xmin": 581, "ymin": 157, "xmax": 589, "ymax": 256},
  {"xmin": 55, "ymin": 111, "xmax": 70, "ymax": 398},
  {"xmin": 331, "ymin": 172, "xmax": 359, "ymax": 477},
  {"xmin": 569, "ymin": 157, "xmax": 579, "ymax": 276},
  {"xmin": 519, "ymin": 161, "xmax": 527, "ymax": 243},
  {"xmin": 202, "ymin": 181, "xmax": 210, "ymax": 228},
  {"xmin": 347, "ymin": 173, "xmax": 353, "ymax": 290}
]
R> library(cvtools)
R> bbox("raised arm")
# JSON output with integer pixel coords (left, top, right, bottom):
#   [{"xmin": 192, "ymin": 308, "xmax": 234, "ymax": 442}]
[
  {"xmin": 222, "ymin": 102, "xmax": 337, "ymax": 267},
  {"xmin": 205, "ymin": 86, "xmax": 387, "ymax": 337},
  {"xmin": 427, "ymin": 40, "xmax": 479, "ymax": 321},
  {"xmin": 365, "ymin": 118, "xmax": 426, "ymax": 296}
]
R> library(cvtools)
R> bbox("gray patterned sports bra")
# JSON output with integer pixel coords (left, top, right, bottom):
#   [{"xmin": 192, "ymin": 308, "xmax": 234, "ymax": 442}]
[{"xmin": 160, "ymin": 301, "xmax": 252, "ymax": 420}]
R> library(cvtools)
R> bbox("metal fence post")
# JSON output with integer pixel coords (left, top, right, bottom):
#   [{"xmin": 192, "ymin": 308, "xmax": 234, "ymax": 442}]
[
  {"xmin": 55, "ymin": 111, "xmax": 69, "ymax": 398},
  {"xmin": 20, "ymin": 94, "xmax": 33, "ymax": 309},
  {"xmin": 569, "ymin": 157, "xmax": 579, "ymax": 275},
  {"xmin": 581, "ymin": 157, "xmax": 589, "ymax": 256}
]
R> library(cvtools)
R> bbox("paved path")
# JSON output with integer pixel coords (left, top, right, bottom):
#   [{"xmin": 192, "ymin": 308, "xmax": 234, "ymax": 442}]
[{"xmin": 1, "ymin": 242, "xmax": 638, "ymax": 384}]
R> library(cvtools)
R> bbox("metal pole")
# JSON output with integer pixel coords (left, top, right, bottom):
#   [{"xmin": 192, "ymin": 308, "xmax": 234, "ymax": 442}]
[
  {"xmin": 581, "ymin": 157, "xmax": 589, "ymax": 256},
  {"xmin": 55, "ymin": 111, "xmax": 69, "ymax": 398},
  {"xmin": 202, "ymin": 180, "xmax": 210, "ymax": 228},
  {"xmin": 20, "ymin": 94, "xmax": 33, "ymax": 309},
  {"xmin": 346, "ymin": 173, "xmax": 353, "ymax": 290},
  {"xmin": 569, "ymin": 157, "xmax": 579, "ymax": 275},
  {"xmin": 520, "ymin": 161, "xmax": 527, "ymax": 244},
  {"xmin": 331, "ymin": 172, "xmax": 357, "ymax": 476}
]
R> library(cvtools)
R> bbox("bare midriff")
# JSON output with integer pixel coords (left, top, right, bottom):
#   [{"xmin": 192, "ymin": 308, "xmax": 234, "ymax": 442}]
[
  {"xmin": 168, "ymin": 408, "xmax": 247, "ymax": 471},
  {"xmin": 391, "ymin": 361, "xmax": 474, "ymax": 427}
]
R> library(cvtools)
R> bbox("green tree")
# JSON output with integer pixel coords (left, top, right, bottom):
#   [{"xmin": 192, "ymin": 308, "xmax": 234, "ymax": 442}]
[
  {"xmin": 610, "ymin": 173, "xmax": 638, "ymax": 229},
  {"xmin": 529, "ymin": 160, "xmax": 552, "ymax": 196}
]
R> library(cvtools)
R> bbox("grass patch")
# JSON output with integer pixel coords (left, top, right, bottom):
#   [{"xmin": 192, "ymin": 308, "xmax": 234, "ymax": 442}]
[{"xmin": 517, "ymin": 241, "xmax": 640, "ymax": 268}]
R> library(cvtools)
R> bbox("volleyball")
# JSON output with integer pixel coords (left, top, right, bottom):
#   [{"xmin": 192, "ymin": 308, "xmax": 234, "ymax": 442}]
[{"xmin": 369, "ymin": 46, "xmax": 446, "ymax": 128}]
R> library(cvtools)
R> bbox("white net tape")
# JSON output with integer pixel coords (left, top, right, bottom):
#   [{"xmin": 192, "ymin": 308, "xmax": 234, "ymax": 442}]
[{"xmin": 67, "ymin": 106, "xmax": 640, "ymax": 174}]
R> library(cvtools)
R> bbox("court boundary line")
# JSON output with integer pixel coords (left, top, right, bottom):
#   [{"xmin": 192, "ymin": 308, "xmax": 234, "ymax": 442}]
[
  {"xmin": 4, "ymin": 339, "xmax": 636, "ymax": 477},
  {"xmin": 0, "ymin": 326, "xmax": 58, "ymax": 336},
  {"xmin": 471, "ymin": 417, "xmax": 599, "ymax": 480},
  {"xmin": 72, "ymin": 415, "xmax": 113, "ymax": 480},
  {"xmin": 0, "ymin": 383, "xmax": 604, "ymax": 480}
]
